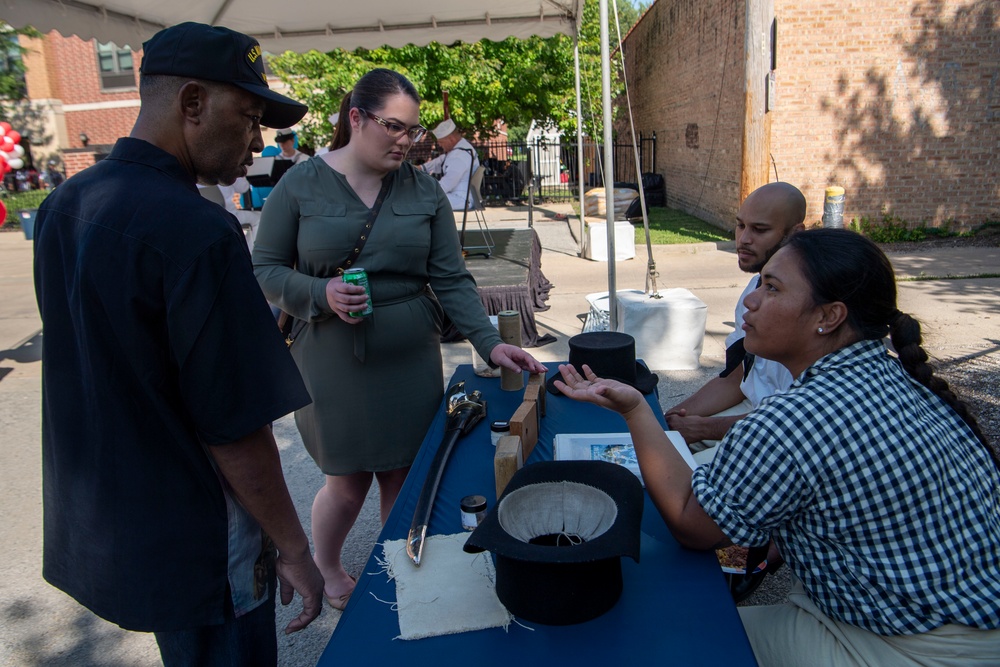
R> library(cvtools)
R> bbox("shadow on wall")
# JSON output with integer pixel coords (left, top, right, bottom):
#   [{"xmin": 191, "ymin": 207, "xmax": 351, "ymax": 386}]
[{"xmin": 821, "ymin": 0, "xmax": 999, "ymax": 227}]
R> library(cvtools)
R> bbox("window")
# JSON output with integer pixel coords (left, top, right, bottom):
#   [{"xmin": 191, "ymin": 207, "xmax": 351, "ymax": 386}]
[
  {"xmin": 0, "ymin": 34, "xmax": 26, "ymax": 99},
  {"xmin": 96, "ymin": 42, "xmax": 135, "ymax": 90}
]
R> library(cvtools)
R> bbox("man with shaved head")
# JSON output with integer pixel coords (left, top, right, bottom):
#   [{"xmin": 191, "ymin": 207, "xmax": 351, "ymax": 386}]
[{"xmin": 667, "ymin": 182, "xmax": 807, "ymax": 463}]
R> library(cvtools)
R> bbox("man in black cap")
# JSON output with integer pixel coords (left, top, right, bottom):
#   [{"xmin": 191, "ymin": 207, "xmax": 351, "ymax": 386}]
[{"xmin": 33, "ymin": 22, "xmax": 322, "ymax": 664}]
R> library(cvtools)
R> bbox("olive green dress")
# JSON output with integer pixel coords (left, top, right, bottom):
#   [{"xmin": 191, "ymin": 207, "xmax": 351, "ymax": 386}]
[{"xmin": 253, "ymin": 158, "xmax": 503, "ymax": 475}]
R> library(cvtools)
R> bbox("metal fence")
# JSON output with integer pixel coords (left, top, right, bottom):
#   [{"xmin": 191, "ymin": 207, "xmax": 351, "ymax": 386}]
[{"xmin": 408, "ymin": 133, "xmax": 657, "ymax": 206}]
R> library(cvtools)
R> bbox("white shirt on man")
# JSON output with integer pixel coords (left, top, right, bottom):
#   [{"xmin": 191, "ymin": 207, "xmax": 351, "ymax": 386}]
[{"xmin": 422, "ymin": 137, "xmax": 479, "ymax": 211}]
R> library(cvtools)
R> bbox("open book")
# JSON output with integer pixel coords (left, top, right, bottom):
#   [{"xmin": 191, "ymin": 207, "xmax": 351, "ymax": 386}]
[{"xmin": 553, "ymin": 431, "xmax": 699, "ymax": 487}]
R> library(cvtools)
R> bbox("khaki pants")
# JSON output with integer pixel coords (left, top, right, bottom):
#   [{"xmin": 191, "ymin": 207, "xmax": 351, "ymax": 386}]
[{"xmin": 739, "ymin": 577, "xmax": 1000, "ymax": 667}]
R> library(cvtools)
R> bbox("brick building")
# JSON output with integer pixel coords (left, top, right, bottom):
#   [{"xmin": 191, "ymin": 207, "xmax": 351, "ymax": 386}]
[
  {"xmin": 20, "ymin": 31, "xmax": 141, "ymax": 176},
  {"xmin": 621, "ymin": 0, "xmax": 999, "ymax": 230}
]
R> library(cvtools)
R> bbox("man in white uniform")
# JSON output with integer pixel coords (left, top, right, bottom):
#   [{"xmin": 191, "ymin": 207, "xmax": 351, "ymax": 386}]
[
  {"xmin": 420, "ymin": 118, "xmax": 479, "ymax": 212},
  {"xmin": 275, "ymin": 128, "xmax": 309, "ymax": 165},
  {"xmin": 666, "ymin": 182, "xmax": 806, "ymax": 464},
  {"xmin": 198, "ymin": 176, "xmax": 260, "ymax": 252}
]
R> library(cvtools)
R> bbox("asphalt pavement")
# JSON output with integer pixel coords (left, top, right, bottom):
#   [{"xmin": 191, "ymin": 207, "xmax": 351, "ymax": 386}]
[{"xmin": 1, "ymin": 206, "xmax": 997, "ymax": 666}]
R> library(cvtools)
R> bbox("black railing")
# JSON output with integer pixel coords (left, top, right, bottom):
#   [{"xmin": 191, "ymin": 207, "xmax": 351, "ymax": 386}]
[{"xmin": 408, "ymin": 133, "xmax": 657, "ymax": 205}]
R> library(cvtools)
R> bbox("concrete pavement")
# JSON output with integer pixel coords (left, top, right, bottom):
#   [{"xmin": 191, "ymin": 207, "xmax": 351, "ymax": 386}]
[{"xmin": 1, "ymin": 208, "xmax": 997, "ymax": 666}]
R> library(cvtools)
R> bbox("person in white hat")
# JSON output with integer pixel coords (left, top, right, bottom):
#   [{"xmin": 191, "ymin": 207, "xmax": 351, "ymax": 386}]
[
  {"xmin": 275, "ymin": 128, "xmax": 309, "ymax": 164},
  {"xmin": 419, "ymin": 118, "xmax": 479, "ymax": 212}
]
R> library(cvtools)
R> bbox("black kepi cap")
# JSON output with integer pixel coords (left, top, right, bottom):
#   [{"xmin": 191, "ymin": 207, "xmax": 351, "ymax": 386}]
[{"xmin": 140, "ymin": 22, "xmax": 307, "ymax": 129}]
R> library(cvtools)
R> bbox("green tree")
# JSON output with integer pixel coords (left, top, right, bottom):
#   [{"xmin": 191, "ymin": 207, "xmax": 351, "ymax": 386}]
[
  {"xmin": 0, "ymin": 22, "xmax": 39, "ymax": 101},
  {"xmin": 267, "ymin": 0, "xmax": 644, "ymax": 149},
  {"xmin": 0, "ymin": 23, "xmax": 51, "ymax": 168}
]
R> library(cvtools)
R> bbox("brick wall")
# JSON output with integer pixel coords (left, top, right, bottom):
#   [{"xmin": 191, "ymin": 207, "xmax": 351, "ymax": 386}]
[
  {"xmin": 623, "ymin": 0, "xmax": 999, "ymax": 229},
  {"xmin": 20, "ymin": 35, "xmax": 53, "ymax": 98},
  {"xmin": 621, "ymin": 0, "xmax": 746, "ymax": 228},
  {"xmin": 772, "ymin": 0, "xmax": 999, "ymax": 227},
  {"xmin": 42, "ymin": 32, "xmax": 141, "ymax": 174},
  {"xmin": 62, "ymin": 150, "xmax": 100, "ymax": 176}
]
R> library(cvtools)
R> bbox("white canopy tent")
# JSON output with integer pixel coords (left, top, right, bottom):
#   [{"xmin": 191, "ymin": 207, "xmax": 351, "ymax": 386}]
[
  {"xmin": 2, "ymin": 0, "xmax": 581, "ymax": 52},
  {"xmin": 5, "ymin": 0, "xmax": 634, "ymax": 327}
]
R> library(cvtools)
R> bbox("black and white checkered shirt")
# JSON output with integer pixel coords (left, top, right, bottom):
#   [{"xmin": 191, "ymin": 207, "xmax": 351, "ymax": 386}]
[{"xmin": 692, "ymin": 339, "xmax": 1000, "ymax": 635}]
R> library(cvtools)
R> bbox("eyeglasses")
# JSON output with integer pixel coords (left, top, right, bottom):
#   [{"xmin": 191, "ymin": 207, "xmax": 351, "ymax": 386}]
[{"xmin": 360, "ymin": 109, "xmax": 427, "ymax": 143}]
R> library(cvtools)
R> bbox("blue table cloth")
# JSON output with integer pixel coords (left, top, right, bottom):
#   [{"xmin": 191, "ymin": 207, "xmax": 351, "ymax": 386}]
[{"xmin": 318, "ymin": 365, "xmax": 758, "ymax": 666}]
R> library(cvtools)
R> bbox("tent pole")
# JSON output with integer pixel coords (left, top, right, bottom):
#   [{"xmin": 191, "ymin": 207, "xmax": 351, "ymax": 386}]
[
  {"xmin": 574, "ymin": 39, "xmax": 586, "ymax": 257},
  {"xmin": 600, "ymin": 0, "xmax": 617, "ymax": 329}
]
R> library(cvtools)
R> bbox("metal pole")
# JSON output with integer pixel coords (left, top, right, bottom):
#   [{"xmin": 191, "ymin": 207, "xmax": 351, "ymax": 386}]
[
  {"xmin": 527, "ymin": 143, "xmax": 534, "ymax": 227},
  {"xmin": 574, "ymin": 39, "xmax": 586, "ymax": 256},
  {"xmin": 600, "ymin": 0, "xmax": 617, "ymax": 329}
]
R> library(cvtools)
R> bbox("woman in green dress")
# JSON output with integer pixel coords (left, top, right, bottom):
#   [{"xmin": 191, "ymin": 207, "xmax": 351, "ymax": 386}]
[{"xmin": 253, "ymin": 69, "xmax": 546, "ymax": 610}]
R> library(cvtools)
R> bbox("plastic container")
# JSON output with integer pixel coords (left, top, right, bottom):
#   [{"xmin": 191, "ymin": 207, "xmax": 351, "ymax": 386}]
[
  {"xmin": 460, "ymin": 495, "xmax": 487, "ymax": 530},
  {"xmin": 490, "ymin": 420, "xmax": 510, "ymax": 447}
]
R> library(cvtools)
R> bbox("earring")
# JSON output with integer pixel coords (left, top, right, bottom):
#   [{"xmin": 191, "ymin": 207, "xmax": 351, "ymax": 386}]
[{"xmin": 817, "ymin": 327, "xmax": 824, "ymax": 333}]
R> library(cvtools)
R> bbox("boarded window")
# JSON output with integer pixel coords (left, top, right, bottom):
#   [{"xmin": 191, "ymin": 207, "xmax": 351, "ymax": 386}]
[
  {"xmin": 96, "ymin": 42, "xmax": 135, "ymax": 90},
  {"xmin": 685, "ymin": 124, "xmax": 699, "ymax": 149}
]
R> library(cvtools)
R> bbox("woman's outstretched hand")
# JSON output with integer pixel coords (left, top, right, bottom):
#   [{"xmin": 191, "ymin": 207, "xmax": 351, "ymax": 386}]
[{"xmin": 552, "ymin": 363, "xmax": 643, "ymax": 417}]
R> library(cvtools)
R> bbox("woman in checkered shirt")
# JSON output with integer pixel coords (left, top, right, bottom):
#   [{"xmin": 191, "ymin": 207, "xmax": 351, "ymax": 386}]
[{"xmin": 555, "ymin": 228, "xmax": 1000, "ymax": 666}]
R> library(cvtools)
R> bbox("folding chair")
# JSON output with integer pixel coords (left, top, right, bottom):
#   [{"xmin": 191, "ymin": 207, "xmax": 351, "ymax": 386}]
[{"xmin": 459, "ymin": 164, "xmax": 495, "ymax": 258}]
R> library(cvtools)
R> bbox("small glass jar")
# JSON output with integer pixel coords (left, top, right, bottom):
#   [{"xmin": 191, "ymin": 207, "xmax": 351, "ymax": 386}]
[
  {"xmin": 490, "ymin": 420, "xmax": 510, "ymax": 447},
  {"xmin": 460, "ymin": 495, "xmax": 488, "ymax": 531}
]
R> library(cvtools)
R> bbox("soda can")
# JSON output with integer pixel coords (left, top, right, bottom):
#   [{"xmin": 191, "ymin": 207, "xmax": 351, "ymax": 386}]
[{"xmin": 342, "ymin": 268, "xmax": 373, "ymax": 317}]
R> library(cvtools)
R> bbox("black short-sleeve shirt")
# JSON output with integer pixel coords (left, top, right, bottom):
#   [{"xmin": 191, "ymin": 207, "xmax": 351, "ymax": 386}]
[{"xmin": 34, "ymin": 138, "xmax": 311, "ymax": 631}]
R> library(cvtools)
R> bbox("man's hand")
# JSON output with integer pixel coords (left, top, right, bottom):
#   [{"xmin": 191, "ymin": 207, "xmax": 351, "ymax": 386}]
[
  {"xmin": 666, "ymin": 412, "xmax": 745, "ymax": 444},
  {"xmin": 276, "ymin": 548, "xmax": 325, "ymax": 634}
]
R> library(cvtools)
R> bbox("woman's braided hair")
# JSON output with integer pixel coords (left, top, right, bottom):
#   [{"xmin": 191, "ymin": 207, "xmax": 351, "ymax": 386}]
[{"xmin": 785, "ymin": 229, "xmax": 994, "ymax": 465}]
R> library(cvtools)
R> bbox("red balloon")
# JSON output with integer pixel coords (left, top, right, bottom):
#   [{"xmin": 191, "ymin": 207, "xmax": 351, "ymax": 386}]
[
  {"xmin": 1, "ymin": 161, "xmax": 9, "ymax": 174},
  {"xmin": 7, "ymin": 131, "xmax": 20, "ymax": 144},
  {"xmin": 0, "ymin": 122, "xmax": 10, "ymax": 133},
  {"xmin": 0, "ymin": 139, "xmax": 12, "ymax": 153}
]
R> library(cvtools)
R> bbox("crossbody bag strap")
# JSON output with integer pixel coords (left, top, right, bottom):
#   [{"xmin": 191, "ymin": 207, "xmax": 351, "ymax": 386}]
[
  {"xmin": 335, "ymin": 175, "xmax": 392, "ymax": 276},
  {"xmin": 283, "ymin": 175, "xmax": 392, "ymax": 347}
]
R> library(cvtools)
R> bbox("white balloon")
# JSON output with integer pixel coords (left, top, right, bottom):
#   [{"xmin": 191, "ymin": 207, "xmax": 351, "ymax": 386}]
[
  {"xmin": 12, "ymin": 144, "xmax": 24, "ymax": 158},
  {"xmin": 8, "ymin": 157, "xmax": 24, "ymax": 169},
  {"xmin": 0, "ymin": 151, "xmax": 9, "ymax": 160}
]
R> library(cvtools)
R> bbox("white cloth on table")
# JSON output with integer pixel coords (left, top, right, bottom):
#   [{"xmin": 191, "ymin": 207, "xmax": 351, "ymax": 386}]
[{"xmin": 381, "ymin": 532, "xmax": 512, "ymax": 640}]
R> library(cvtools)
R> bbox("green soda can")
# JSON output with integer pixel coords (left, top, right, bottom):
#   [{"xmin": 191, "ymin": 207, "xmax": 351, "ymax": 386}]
[{"xmin": 343, "ymin": 268, "xmax": 373, "ymax": 318}]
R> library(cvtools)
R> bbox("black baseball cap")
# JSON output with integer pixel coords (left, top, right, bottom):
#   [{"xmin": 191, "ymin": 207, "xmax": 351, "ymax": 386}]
[{"xmin": 140, "ymin": 22, "xmax": 307, "ymax": 129}]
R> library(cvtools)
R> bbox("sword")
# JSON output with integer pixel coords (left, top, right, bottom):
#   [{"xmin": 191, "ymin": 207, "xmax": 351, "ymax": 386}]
[{"xmin": 406, "ymin": 381, "xmax": 486, "ymax": 566}]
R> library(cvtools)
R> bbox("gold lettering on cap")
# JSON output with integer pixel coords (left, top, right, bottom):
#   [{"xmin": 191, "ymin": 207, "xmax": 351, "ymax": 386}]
[{"xmin": 247, "ymin": 44, "xmax": 262, "ymax": 63}]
